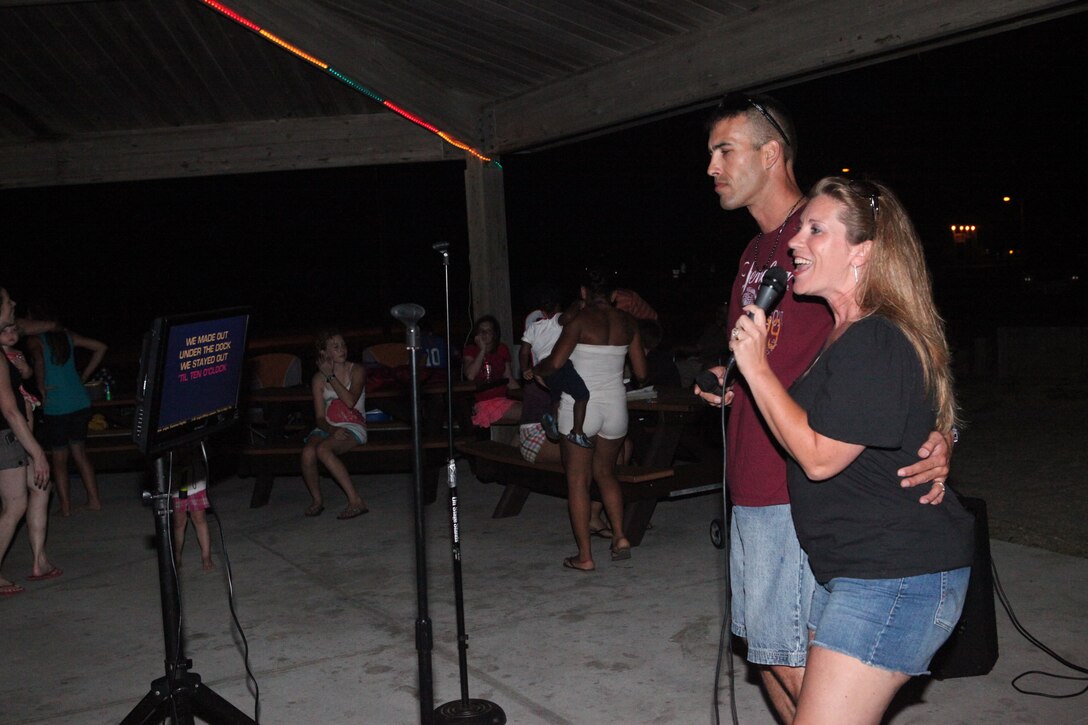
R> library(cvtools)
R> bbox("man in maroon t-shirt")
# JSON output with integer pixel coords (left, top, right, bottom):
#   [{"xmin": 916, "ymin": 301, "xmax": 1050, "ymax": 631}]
[{"xmin": 695, "ymin": 93, "xmax": 953, "ymax": 722}]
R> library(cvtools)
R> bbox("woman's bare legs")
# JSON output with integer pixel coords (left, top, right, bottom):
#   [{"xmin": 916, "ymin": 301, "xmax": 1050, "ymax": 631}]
[
  {"xmin": 68, "ymin": 442, "xmax": 101, "ymax": 510},
  {"xmin": 300, "ymin": 437, "xmax": 325, "ymax": 513},
  {"xmin": 316, "ymin": 436, "xmax": 367, "ymax": 514},
  {"xmin": 189, "ymin": 509, "xmax": 214, "ymax": 570},
  {"xmin": 51, "ymin": 447, "xmax": 71, "ymax": 516},
  {"xmin": 0, "ymin": 468, "xmax": 29, "ymax": 588},
  {"xmin": 171, "ymin": 506, "xmax": 188, "ymax": 567},
  {"xmin": 793, "ymin": 646, "xmax": 909, "ymax": 725},
  {"xmin": 592, "ymin": 436, "xmax": 629, "ymax": 555},
  {"xmin": 25, "ymin": 462, "xmax": 54, "ymax": 577},
  {"xmin": 561, "ymin": 438, "xmax": 595, "ymax": 570},
  {"xmin": 588, "ymin": 439, "xmax": 633, "ymax": 535}
]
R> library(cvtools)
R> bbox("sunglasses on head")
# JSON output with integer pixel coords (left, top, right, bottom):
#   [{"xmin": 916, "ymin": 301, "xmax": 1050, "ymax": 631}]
[
  {"xmin": 744, "ymin": 96, "xmax": 791, "ymax": 148},
  {"xmin": 845, "ymin": 179, "xmax": 881, "ymax": 218}
]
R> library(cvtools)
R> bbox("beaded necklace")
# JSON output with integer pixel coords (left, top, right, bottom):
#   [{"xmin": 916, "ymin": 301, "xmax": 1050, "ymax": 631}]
[{"xmin": 750, "ymin": 196, "xmax": 805, "ymax": 272}]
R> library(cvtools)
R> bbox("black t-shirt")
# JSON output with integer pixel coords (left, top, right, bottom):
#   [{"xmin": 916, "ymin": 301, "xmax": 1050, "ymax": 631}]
[{"xmin": 788, "ymin": 316, "xmax": 974, "ymax": 583}]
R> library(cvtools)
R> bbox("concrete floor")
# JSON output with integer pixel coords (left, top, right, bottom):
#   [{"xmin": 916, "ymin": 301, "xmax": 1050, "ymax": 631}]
[{"xmin": 1, "ymin": 460, "xmax": 1086, "ymax": 724}]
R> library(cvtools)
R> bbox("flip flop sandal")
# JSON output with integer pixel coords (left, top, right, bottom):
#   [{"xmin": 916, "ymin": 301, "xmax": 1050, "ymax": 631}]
[
  {"xmin": 337, "ymin": 506, "xmax": 369, "ymax": 520},
  {"xmin": 27, "ymin": 567, "xmax": 63, "ymax": 581},
  {"xmin": 563, "ymin": 556, "xmax": 594, "ymax": 572}
]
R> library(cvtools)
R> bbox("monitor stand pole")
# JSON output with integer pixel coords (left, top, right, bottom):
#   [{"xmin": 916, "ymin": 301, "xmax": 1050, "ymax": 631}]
[{"xmin": 121, "ymin": 454, "xmax": 256, "ymax": 725}]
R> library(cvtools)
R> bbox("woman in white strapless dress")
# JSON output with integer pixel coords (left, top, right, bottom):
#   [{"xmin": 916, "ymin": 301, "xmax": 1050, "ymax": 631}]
[{"xmin": 534, "ymin": 270, "xmax": 648, "ymax": 572}]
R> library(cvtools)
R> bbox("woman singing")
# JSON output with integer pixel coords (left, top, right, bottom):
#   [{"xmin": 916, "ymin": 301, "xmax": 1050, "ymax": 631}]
[{"xmin": 728, "ymin": 177, "xmax": 974, "ymax": 723}]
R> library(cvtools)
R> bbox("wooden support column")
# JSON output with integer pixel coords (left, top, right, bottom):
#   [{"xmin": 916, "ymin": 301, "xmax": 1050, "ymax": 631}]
[{"xmin": 464, "ymin": 155, "xmax": 514, "ymax": 367}]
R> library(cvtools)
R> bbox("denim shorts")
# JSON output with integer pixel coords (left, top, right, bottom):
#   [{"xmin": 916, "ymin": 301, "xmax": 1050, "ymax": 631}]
[
  {"xmin": 305, "ymin": 425, "xmax": 367, "ymax": 446},
  {"xmin": 729, "ymin": 504, "xmax": 815, "ymax": 667},
  {"xmin": 809, "ymin": 567, "xmax": 971, "ymax": 675},
  {"xmin": 0, "ymin": 430, "xmax": 28, "ymax": 471}
]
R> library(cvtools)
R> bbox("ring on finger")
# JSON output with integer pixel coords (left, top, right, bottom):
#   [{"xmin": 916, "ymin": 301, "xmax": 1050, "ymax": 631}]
[{"xmin": 731, "ymin": 328, "xmax": 741, "ymax": 340}]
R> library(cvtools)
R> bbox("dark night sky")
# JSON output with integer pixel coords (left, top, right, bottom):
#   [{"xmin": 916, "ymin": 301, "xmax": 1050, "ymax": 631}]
[{"xmin": 4, "ymin": 14, "xmax": 1084, "ymax": 351}]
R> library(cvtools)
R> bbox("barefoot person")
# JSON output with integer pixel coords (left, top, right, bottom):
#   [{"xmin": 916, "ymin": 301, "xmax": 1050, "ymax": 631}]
[
  {"xmin": 534, "ymin": 268, "xmax": 647, "ymax": 571},
  {"xmin": 728, "ymin": 177, "xmax": 973, "ymax": 722},
  {"xmin": 300, "ymin": 328, "xmax": 369, "ymax": 520},
  {"xmin": 0, "ymin": 288, "xmax": 56, "ymax": 596},
  {"xmin": 171, "ymin": 444, "xmax": 215, "ymax": 571},
  {"xmin": 26, "ymin": 307, "xmax": 107, "ymax": 517}
]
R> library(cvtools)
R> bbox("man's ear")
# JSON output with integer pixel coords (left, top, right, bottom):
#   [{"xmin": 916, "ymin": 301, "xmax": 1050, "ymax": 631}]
[{"xmin": 762, "ymin": 138, "xmax": 785, "ymax": 170}]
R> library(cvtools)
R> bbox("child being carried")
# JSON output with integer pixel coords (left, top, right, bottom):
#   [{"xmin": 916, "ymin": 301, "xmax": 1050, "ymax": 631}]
[{"xmin": 521, "ymin": 298, "xmax": 593, "ymax": 448}]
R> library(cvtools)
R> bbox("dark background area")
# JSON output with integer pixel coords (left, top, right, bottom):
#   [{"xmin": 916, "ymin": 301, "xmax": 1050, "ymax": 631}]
[{"xmin": 4, "ymin": 14, "xmax": 1083, "ymax": 361}]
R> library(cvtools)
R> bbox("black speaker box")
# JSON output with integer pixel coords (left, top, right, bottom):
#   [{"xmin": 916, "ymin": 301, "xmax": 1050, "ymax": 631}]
[{"xmin": 929, "ymin": 494, "xmax": 1000, "ymax": 679}]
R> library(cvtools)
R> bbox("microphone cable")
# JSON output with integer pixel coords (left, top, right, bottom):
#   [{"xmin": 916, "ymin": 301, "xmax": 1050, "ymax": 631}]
[
  {"xmin": 165, "ymin": 448, "xmax": 184, "ymax": 724},
  {"xmin": 990, "ymin": 553, "xmax": 1088, "ymax": 699},
  {"xmin": 200, "ymin": 440, "xmax": 262, "ymax": 723},
  {"xmin": 709, "ymin": 379, "xmax": 740, "ymax": 725}
]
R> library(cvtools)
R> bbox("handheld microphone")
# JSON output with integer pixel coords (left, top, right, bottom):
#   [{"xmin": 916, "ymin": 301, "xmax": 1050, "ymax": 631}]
[{"xmin": 695, "ymin": 266, "xmax": 790, "ymax": 395}]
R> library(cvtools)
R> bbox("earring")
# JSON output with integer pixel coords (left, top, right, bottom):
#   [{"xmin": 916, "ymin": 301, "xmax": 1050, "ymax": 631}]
[{"xmin": 852, "ymin": 265, "xmax": 859, "ymax": 284}]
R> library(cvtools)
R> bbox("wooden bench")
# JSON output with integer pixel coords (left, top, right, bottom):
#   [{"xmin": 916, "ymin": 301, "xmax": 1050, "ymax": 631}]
[
  {"xmin": 456, "ymin": 439, "xmax": 721, "ymax": 546},
  {"xmin": 237, "ymin": 431, "xmax": 463, "ymax": 508},
  {"xmin": 84, "ymin": 436, "xmax": 147, "ymax": 472}
]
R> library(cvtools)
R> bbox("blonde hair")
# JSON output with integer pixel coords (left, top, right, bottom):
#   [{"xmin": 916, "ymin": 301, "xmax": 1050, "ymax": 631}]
[{"xmin": 811, "ymin": 177, "xmax": 959, "ymax": 431}]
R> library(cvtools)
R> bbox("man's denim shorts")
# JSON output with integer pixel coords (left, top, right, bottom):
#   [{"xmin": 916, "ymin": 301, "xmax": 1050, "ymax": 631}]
[
  {"xmin": 729, "ymin": 504, "xmax": 815, "ymax": 667},
  {"xmin": 809, "ymin": 567, "xmax": 971, "ymax": 675}
]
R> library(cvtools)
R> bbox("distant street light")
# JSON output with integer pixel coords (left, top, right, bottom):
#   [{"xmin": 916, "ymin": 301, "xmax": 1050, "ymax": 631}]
[
  {"xmin": 950, "ymin": 224, "xmax": 977, "ymax": 245},
  {"xmin": 1002, "ymin": 194, "xmax": 1026, "ymax": 247}
]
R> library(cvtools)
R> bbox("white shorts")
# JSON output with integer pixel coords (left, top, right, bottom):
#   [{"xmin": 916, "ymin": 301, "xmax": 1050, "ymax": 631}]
[{"xmin": 558, "ymin": 391, "xmax": 628, "ymax": 440}]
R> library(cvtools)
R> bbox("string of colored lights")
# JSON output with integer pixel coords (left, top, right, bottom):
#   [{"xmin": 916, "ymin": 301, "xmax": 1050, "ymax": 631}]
[{"xmin": 198, "ymin": 0, "xmax": 494, "ymax": 164}]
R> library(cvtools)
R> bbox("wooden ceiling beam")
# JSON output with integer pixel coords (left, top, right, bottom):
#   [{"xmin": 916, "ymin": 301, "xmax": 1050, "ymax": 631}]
[
  {"xmin": 486, "ymin": 0, "xmax": 1080, "ymax": 153},
  {"xmin": 219, "ymin": 0, "xmax": 484, "ymax": 145},
  {"xmin": 0, "ymin": 1, "xmax": 102, "ymax": 6},
  {"xmin": 0, "ymin": 113, "xmax": 456, "ymax": 189}
]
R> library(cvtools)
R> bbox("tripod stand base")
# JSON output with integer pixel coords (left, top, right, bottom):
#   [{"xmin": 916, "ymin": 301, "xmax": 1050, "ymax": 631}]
[
  {"xmin": 435, "ymin": 698, "xmax": 507, "ymax": 724},
  {"xmin": 122, "ymin": 671, "xmax": 255, "ymax": 725}
]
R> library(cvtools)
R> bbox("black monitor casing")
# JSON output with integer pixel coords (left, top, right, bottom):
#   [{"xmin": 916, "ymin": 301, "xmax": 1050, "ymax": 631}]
[{"xmin": 133, "ymin": 308, "xmax": 250, "ymax": 456}]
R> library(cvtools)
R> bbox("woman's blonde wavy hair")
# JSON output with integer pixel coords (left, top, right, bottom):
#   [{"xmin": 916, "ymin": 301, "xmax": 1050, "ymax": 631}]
[{"xmin": 811, "ymin": 176, "xmax": 959, "ymax": 431}]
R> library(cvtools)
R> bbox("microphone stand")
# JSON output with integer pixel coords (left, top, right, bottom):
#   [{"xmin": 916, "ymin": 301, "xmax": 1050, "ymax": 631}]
[
  {"xmin": 121, "ymin": 452, "xmax": 256, "ymax": 725},
  {"xmin": 431, "ymin": 242, "xmax": 506, "ymax": 725},
  {"xmin": 391, "ymin": 303, "xmax": 436, "ymax": 725}
]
